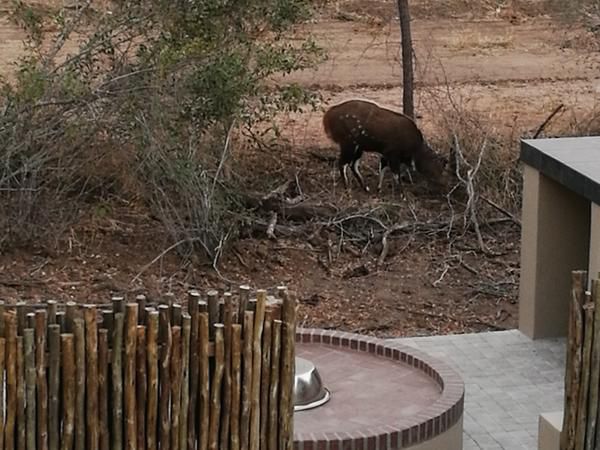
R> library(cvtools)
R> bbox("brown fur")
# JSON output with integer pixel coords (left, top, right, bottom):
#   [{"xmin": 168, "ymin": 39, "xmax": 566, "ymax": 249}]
[{"xmin": 322, "ymin": 99, "xmax": 448, "ymax": 192}]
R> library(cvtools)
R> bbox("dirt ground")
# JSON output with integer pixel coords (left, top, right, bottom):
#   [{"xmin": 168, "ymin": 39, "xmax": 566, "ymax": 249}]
[{"xmin": 0, "ymin": 0, "xmax": 599, "ymax": 337}]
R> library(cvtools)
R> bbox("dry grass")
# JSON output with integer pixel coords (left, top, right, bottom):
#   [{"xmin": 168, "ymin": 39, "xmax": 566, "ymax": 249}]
[{"xmin": 447, "ymin": 29, "xmax": 515, "ymax": 51}]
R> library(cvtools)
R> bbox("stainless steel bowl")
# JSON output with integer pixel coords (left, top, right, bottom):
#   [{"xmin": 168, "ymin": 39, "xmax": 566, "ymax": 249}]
[{"xmin": 294, "ymin": 357, "xmax": 331, "ymax": 411}]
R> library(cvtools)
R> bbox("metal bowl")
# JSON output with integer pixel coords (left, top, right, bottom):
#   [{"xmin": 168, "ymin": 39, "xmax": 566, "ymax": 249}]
[{"xmin": 294, "ymin": 357, "xmax": 331, "ymax": 411}]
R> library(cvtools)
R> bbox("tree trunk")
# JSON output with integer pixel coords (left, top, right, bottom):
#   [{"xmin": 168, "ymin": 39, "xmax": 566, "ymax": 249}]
[{"xmin": 397, "ymin": 0, "xmax": 414, "ymax": 119}]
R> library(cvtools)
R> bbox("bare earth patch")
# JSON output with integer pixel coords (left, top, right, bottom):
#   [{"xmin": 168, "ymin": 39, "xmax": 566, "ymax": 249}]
[{"xmin": 0, "ymin": 0, "xmax": 598, "ymax": 337}]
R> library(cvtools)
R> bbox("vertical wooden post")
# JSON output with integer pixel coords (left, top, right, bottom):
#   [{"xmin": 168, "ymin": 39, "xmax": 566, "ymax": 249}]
[
  {"xmin": 197, "ymin": 313, "xmax": 210, "ymax": 450},
  {"xmin": 170, "ymin": 327, "xmax": 182, "ymax": 450},
  {"xmin": 60, "ymin": 334, "xmax": 75, "ymax": 450},
  {"xmin": 158, "ymin": 305, "xmax": 171, "ymax": 450},
  {"xmin": 124, "ymin": 304, "xmax": 138, "ymax": 450},
  {"xmin": 249, "ymin": 291, "xmax": 266, "ymax": 450},
  {"xmin": 179, "ymin": 315, "xmax": 191, "ymax": 450},
  {"xmin": 562, "ymin": 271, "xmax": 586, "ymax": 450},
  {"xmin": 4, "ymin": 317, "xmax": 16, "ymax": 450},
  {"xmin": 220, "ymin": 293, "xmax": 234, "ymax": 450},
  {"xmin": 98, "ymin": 329, "xmax": 109, "ymax": 450},
  {"xmin": 16, "ymin": 337, "xmax": 24, "ymax": 450},
  {"xmin": 172, "ymin": 305, "xmax": 183, "ymax": 328},
  {"xmin": 238, "ymin": 286, "xmax": 250, "ymax": 325},
  {"xmin": 268, "ymin": 320, "xmax": 282, "ymax": 450},
  {"xmin": 0, "ymin": 337, "xmax": 5, "ymax": 450},
  {"xmin": 47, "ymin": 301, "xmax": 57, "ymax": 326},
  {"xmin": 576, "ymin": 293, "xmax": 595, "ymax": 449},
  {"xmin": 230, "ymin": 324, "xmax": 242, "ymax": 450},
  {"xmin": 73, "ymin": 319, "xmax": 85, "ymax": 450},
  {"xmin": 35, "ymin": 311, "xmax": 48, "ymax": 450},
  {"xmin": 136, "ymin": 327, "xmax": 147, "ymax": 450},
  {"xmin": 136, "ymin": 295, "xmax": 147, "ymax": 326},
  {"xmin": 111, "ymin": 312, "xmax": 125, "ymax": 450},
  {"xmin": 259, "ymin": 309, "xmax": 273, "ymax": 447},
  {"xmin": 85, "ymin": 306, "xmax": 99, "ymax": 450},
  {"xmin": 208, "ymin": 325, "xmax": 225, "ymax": 450},
  {"xmin": 16, "ymin": 303, "xmax": 26, "ymax": 337},
  {"xmin": 48, "ymin": 325, "xmax": 61, "ymax": 450},
  {"xmin": 187, "ymin": 292, "xmax": 200, "ymax": 450},
  {"xmin": 279, "ymin": 287, "xmax": 296, "ymax": 450},
  {"xmin": 65, "ymin": 302, "xmax": 77, "ymax": 333},
  {"xmin": 207, "ymin": 291, "xmax": 219, "ymax": 339},
  {"xmin": 24, "ymin": 330, "xmax": 35, "ymax": 450},
  {"xmin": 239, "ymin": 311, "xmax": 254, "ymax": 450},
  {"xmin": 146, "ymin": 311, "xmax": 159, "ymax": 450}
]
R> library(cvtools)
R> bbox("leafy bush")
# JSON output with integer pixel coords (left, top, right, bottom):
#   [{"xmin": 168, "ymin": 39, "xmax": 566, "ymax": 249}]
[{"xmin": 0, "ymin": 0, "xmax": 325, "ymax": 259}]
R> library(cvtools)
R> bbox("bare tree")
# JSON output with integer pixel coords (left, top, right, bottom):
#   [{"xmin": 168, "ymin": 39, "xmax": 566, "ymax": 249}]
[{"xmin": 397, "ymin": 0, "xmax": 414, "ymax": 119}]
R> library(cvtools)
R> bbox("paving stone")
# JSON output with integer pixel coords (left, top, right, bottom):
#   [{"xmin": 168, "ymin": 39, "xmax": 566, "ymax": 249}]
[{"xmin": 387, "ymin": 329, "xmax": 566, "ymax": 450}]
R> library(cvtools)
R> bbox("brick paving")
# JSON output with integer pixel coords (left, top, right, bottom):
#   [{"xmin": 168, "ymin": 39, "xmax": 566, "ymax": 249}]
[{"xmin": 387, "ymin": 330, "xmax": 566, "ymax": 450}]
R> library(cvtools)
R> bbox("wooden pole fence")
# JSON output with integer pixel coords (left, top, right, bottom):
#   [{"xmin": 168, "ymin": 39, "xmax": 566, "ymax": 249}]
[{"xmin": 0, "ymin": 286, "xmax": 297, "ymax": 450}]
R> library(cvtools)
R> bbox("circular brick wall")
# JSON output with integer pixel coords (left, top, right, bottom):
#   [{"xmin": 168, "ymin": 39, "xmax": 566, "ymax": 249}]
[{"xmin": 294, "ymin": 328, "xmax": 465, "ymax": 450}]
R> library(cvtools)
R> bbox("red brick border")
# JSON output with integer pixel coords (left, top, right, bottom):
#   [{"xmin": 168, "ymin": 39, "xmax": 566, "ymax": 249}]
[{"xmin": 293, "ymin": 328, "xmax": 465, "ymax": 450}]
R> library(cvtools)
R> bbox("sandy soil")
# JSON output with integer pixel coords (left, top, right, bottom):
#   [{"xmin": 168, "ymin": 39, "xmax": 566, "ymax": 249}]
[{"xmin": 0, "ymin": 0, "xmax": 598, "ymax": 337}]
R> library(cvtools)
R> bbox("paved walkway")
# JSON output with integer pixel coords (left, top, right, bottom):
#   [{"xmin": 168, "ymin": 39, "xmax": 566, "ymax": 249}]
[{"xmin": 387, "ymin": 330, "xmax": 566, "ymax": 450}]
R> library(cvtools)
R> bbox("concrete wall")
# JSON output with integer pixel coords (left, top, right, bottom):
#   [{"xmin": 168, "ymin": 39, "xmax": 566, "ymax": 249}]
[{"xmin": 519, "ymin": 166, "xmax": 590, "ymax": 338}]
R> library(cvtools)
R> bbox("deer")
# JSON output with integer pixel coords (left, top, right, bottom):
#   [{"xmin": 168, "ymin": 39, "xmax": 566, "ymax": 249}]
[{"xmin": 322, "ymin": 99, "xmax": 450, "ymax": 193}]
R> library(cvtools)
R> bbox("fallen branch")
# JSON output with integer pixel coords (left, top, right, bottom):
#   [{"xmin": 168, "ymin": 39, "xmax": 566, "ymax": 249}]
[
  {"xmin": 266, "ymin": 213, "xmax": 278, "ymax": 240},
  {"xmin": 131, "ymin": 238, "xmax": 201, "ymax": 284},
  {"xmin": 241, "ymin": 192, "xmax": 337, "ymax": 221},
  {"xmin": 262, "ymin": 180, "xmax": 293, "ymax": 202},
  {"xmin": 377, "ymin": 222, "xmax": 411, "ymax": 268},
  {"xmin": 533, "ymin": 104, "xmax": 565, "ymax": 139},
  {"xmin": 481, "ymin": 196, "xmax": 521, "ymax": 226}
]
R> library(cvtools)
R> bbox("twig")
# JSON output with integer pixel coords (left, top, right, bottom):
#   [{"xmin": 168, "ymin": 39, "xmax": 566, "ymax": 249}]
[
  {"xmin": 266, "ymin": 213, "xmax": 278, "ymax": 240},
  {"xmin": 308, "ymin": 151, "xmax": 337, "ymax": 163},
  {"xmin": 460, "ymin": 259, "xmax": 479, "ymax": 276},
  {"xmin": 377, "ymin": 223, "xmax": 409, "ymax": 268},
  {"xmin": 432, "ymin": 263, "xmax": 450, "ymax": 287},
  {"xmin": 262, "ymin": 180, "xmax": 293, "ymax": 202},
  {"xmin": 452, "ymin": 133, "xmax": 487, "ymax": 252},
  {"xmin": 481, "ymin": 196, "xmax": 521, "ymax": 226},
  {"xmin": 533, "ymin": 104, "xmax": 565, "ymax": 139},
  {"xmin": 294, "ymin": 172, "xmax": 304, "ymax": 199},
  {"xmin": 210, "ymin": 121, "xmax": 236, "ymax": 200},
  {"xmin": 131, "ymin": 238, "xmax": 201, "ymax": 284}
]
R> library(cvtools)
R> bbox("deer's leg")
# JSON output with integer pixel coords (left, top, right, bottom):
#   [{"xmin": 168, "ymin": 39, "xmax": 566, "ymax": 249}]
[
  {"xmin": 350, "ymin": 155, "xmax": 369, "ymax": 192},
  {"xmin": 338, "ymin": 146, "xmax": 354, "ymax": 189},
  {"xmin": 378, "ymin": 157, "xmax": 389, "ymax": 192}
]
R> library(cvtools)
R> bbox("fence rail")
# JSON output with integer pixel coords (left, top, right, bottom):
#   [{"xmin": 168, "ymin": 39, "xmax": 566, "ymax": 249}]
[{"xmin": 0, "ymin": 285, "xmax": 296, "ymax": 450}]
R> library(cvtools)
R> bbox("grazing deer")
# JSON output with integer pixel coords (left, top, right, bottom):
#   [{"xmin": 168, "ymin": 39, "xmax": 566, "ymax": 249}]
[{"xmin": 322, "ymin": 99, "xmax": 449, "ymax": 192}]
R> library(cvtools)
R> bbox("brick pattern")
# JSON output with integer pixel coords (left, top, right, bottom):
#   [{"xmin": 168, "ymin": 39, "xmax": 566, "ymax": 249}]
[{"xmin": 293, "ymin": 328, "xmax": 465, "ymax": 450}]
